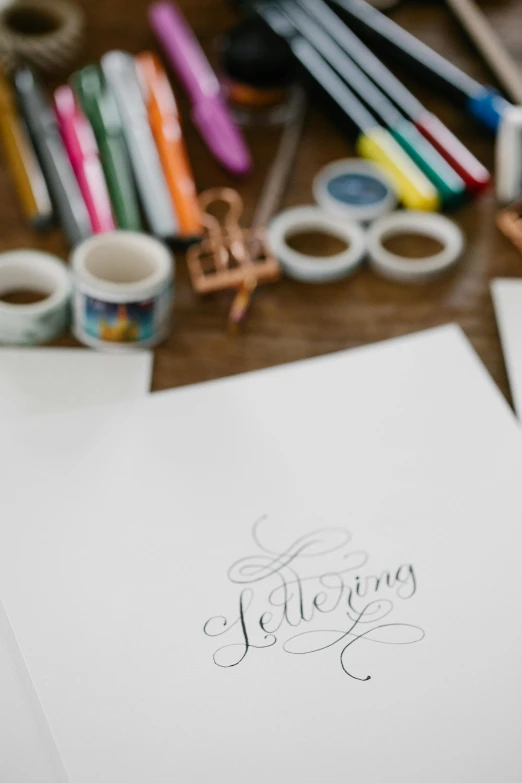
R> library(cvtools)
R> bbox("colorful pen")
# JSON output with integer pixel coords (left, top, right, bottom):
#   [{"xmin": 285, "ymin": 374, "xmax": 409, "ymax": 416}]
[
  {"xmin": 294, "ymin": 0, "xmax": 490, "ymax": 194},
  {"xmin": 330, "ymin": 0, "xmax": 511, "ymax": 132},
  {"xmin": 71, "ymin": 66, "xmax": 142, "ymax": 233},
  {"xmin": 15, "ymin": 68, "xmax": 91, "ymax": 246},
  {"xmin": 148, "ymin": 1, "xmax": 252, "ymax": 177},
  {"xmin": 136, "ymin": 52, "xmax": 202, "ymax": 240},
  {"xmin": 54, "ymin": 85, "xmax": 115, "ymax": 234},
  {"xmin": 101, "ymin": 51, "xmax": 179, "ymax": 241},
  {"xmin": 280, "ymin": 1, "xmax": 466, "ymax": 209},
  {"xmin": 0, "ymin": 72, "xmax": 53, "ymax": 229},
  {"xmin": 257, "ymin": 3, "xmax": 439, "ymax": 211}
]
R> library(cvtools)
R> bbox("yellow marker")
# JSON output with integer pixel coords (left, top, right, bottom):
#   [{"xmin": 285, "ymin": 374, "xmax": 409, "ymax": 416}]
[
  {"xmin": 357, "ymin": 127, "xmax": 440, "ymax": 212},
  {"xmin": 0, "ymin": 72, "xmax": 53, "ymax": 229}
]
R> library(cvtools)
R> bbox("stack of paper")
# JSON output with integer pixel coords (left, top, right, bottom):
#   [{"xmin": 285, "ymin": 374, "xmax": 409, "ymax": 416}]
[
  {"xmin": 0, "ymin": 326, "xmax": 521, "ymax": 782},
  {"xmin": 0, "ymin": 348, "xmax": 153, "ymax": 783}
]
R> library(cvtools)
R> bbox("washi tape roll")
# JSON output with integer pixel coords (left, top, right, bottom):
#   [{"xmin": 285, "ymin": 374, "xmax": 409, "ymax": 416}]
[
  {"xmin": 313, "ymin": 159, "xmax": 397, "ymax": 223},
  {"xmin": 0, "ymin": 0, "xmax": 84, "ymax": 75},
  {"xmin": 367, "ymin": 211, "xmax": 464, "ymax": 283},
  {"xmin": 71, "ymin": 232, "xmax": 174, "ymax": 351},
  {"xmin": 0, "ymin": 250, "xmax": 71, "ymax": 344},
  {"xmin": 267, "ymin": 205, "xmax": 367, "ymax": 282}
]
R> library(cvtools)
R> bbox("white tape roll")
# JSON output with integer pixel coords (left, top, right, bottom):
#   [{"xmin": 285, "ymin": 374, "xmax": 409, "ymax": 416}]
[
  {"xmin": 313, "ymin": 159, "xmax": 397, "ymax": 223},
  {"xmin": 71, "ymin": 232, "xmax": 174, "ymax": 351},
  {"xmin": 267, "ymin": 206, "xmax": 367, "ymax": 283},
  {"xmin": 0, "ymin": 251, "xmax": 71, "ymax": 345},
  {"xmin": 367, "ymin": 211, "xmax": 464, "ymax": 283}
]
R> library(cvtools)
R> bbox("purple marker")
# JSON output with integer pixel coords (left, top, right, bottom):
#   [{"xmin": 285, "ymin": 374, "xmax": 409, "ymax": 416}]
[{"xmin": 149, "ymin": 1, "xmax": 252, "ymax": 177}]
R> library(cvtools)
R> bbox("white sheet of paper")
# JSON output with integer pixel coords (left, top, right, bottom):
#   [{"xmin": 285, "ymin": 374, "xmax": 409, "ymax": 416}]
[
  {"xmin": 0, "ymin": 346, "xmax": 153, "ymax": 783},
  {"xmin": 0, "ymin": 325, "xmax": 521, "ymax": 783},
  {"xmin": 491, "ymin": 278, "xmax": 522, "ymax": 417},
  {"xmin": 0, "ymin": 348, "xmax": 153, "ymax": 418}
]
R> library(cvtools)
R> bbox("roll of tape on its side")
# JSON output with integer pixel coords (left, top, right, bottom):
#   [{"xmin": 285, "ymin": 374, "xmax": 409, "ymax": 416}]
[
  {"xmin": 0, "ymin": 0, "xmax": 84, "ymax": 74},
  {"xmin": 313, "ymin": 159, "xmax": 397, "ymax": 223},
  {"xmin": 267, "ymin": 205, "xmax": 367, "ymax": 283},
  {"xmin": 367, "ymin": 211, "xmax": 464, "ymax": 283},
  {"xmin": 71, "ymin": 231, "xmax": 174, "ymax": 351},
  {"xmin": 0, "ymin": 250, "xmax": 71, "ymax": 344}
]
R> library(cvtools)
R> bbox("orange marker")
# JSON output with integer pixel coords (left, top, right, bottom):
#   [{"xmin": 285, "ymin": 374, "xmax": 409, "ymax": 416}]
[
  {"xmin": 0, "ymin": 72, "xmax": 53, "ymax": 229},
  {"xmin": 136, "ymin": 52, "xmax": 202, "ymax": 240}
]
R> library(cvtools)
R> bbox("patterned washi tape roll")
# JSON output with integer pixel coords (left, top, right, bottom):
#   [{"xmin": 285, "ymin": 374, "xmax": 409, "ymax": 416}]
[
  {"xmin": 0, "ymin": 250, "xmax": 71, "ymax": 344},
  {"xmin": 0, "ymin": 0, "xmax": 84, "ymax": 75},
  {"xmin": 71, "ymin": 232, "xmax": 174, "ymax": 351}
]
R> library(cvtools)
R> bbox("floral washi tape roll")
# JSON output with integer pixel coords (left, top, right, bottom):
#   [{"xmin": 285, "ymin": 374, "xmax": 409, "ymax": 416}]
[{"xmin": 0, "ymin": 250, "xmax": 71, "ymax": 344}]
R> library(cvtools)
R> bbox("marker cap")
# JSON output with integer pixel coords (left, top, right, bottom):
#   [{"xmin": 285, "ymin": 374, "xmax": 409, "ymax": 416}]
[
  {"xmin": 467, "ymin": 87, "xmax": 510, "ymax": 132},
  {"xmin": 391, "ymin": 118, "xmax": 466, "ymax": 210},
  {"xmin": 356, "ymin": 126, "xmax": 440, "ymax": 212},
  {"xmin": 415, "ymin": 111, "xmax": 490, "ymax": 194}
]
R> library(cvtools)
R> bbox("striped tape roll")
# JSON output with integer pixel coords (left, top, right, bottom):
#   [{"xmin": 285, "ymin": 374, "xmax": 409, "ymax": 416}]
[{"xmin": 0, "ymin": 0, "xmax": 84, "ymax": 75}]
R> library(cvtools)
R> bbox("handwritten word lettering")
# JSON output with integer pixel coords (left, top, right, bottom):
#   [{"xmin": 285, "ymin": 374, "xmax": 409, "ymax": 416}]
[{"xmin": 203, "ymin": 518, "xmax": 424, "ymax": 681}]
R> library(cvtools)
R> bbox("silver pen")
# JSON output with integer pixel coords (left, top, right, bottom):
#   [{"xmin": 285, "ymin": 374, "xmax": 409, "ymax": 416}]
[
  {"xmin": 101, "ymin": 51, "xmax": 179, "ymax": 241},
  {"xmin": 14, "ymin": 68, "xmax": 91, "ymax": 246}
]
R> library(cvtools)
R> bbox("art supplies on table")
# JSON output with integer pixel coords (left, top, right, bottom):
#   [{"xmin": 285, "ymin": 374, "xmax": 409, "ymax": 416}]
[
  {"xmin": 71, "ymin": 231, "xmax": 174, "ymax": 350},
  {"xmin": 276, "ymin": 0, "xmax": 467, "ymax": 210},
  {"xmin": 54, "ymin": 84, "xmax": 115, "ymax": 233},
  {"xmin": 188, "ymin": 87, "xmax": 305, "ymax": 326},
  {"xmin": 101, "ymin": 51, "xmax": 179, "ymax": 242},
  {"xmin": 293, "ymin": 0, "xmax": 490, "ymax": 194},
  {"xmin": 218, "ymin": 17, "xmax": 297, "ymax": 126},
  {"xmin": 0, "ymin": 0, "xmax": 84, "ymax": 75},
  {"xmin": 0, "ymin": 250, "xmax": 71, "ymax": 344},
  {"xmin": 491, "ymin": 279, "xmax": 522, "ymax": 420},
  {"xmin": 257, "ymin": 2, "xmax": 440, "ymax": 212},
  {"xmin": 15, "ymin": 67, "xmax": 91, "ymax": 246},
  {"xmin": 367, "ymin": 211, "xmax": 464, "ymax": 283},
  {"xmin": 330, "ymin": 0, "xmax": 511, "ymax": 131},
  {"xmin": 496, "ymin": 106, "xmax": 522, "ymax": 205},
  {"xmin": 230, "ymin": 86, "xmax": 306, "ymax": 327},
  {"xmin": 187, "ymin": 187, "xmax": 280, "ymax": 294},
  {"xmin": 313, "ymin": 159, "xmax": 398, "ymax": 222},
  {"xmin": 250, "ymin": 85, "xmax": 306, "ymax": 231},
  {"xmin": 445, "ymin": 0, "xmax": 522, "ymax": 106},
  {"xmin": 136, "ymin": 52, "xmax": 202, "ymax": 242},
  {"xmin": 267, "ymin": 200, "xmax": 464, "ymax": 284},
  {"xmin": 149, "ymin": 0, "xmax": 252, "ymax": 177},
  {"xmin": 0, "ymin": 71, "xmax": 53, "ymax": 229},
  {"xmin": 1, "ymin": 326, "xmax": 522, "ymax": 782},
  {"xmin": 71, "ymin": 65, "xmax": 143, "ymax": 232},
  {"xmin": 269, "ymin": 204, "xmax": 367, "ymax": 282}
]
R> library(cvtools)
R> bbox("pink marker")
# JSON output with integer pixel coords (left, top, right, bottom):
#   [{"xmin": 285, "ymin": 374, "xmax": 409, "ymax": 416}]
[
  {"xmin": 54, "ymin": 85, "xmax": 115, "ymax": 233},
  {"xmin": 149, "ymin": 1, "xmax": 252, "ymax": 177}
]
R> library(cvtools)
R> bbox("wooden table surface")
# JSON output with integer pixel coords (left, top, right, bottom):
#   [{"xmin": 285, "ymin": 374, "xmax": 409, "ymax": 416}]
[{"xmin": 1, "ymin": 0, "xmax": 521, "ymax": 400}]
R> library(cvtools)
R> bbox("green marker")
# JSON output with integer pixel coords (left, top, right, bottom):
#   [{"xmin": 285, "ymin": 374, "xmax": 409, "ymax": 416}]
[{"xmin": 71, "ymin": 66, "xmax": 142, "ymax": 231}]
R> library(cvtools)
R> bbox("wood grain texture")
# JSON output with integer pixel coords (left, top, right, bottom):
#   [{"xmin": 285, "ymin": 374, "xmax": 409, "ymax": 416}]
[{"xmin": 0, "ymin": 0, "xmax": 520, "ymax": 401}]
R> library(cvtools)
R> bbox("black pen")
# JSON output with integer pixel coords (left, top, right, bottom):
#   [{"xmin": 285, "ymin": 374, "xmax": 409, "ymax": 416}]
[{"xmin": 15, "ymin": 68, "xmax": 91, "ymax": 246}]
